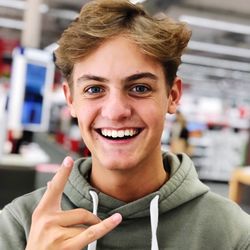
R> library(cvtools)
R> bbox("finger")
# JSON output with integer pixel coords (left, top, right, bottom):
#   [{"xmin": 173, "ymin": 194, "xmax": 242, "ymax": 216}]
[
  {"xmin": 61, "ymin": 227, "xmax": 86, "ymax": 239},
  {"xmin": 56, "ymin": 209, "xmax": 101, "ymax": 227},
  {"xmin": 67, "ymin": 213, "xmax": 122, "ymax": 249},
  {"xmin": 38, "ymin": 156, "xmax": 74, "ymax": 211}
]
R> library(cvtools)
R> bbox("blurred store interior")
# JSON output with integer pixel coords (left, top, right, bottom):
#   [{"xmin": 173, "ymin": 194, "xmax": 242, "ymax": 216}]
[{"xmin": 0, "ymin": 0, "xmax": 250, "ymax": 212}]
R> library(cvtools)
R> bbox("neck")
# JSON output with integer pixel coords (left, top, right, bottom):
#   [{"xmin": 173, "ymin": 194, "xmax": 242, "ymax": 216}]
[{"xmin": 90, "ymin": 156, "xmax": 169, "ymax": 203}]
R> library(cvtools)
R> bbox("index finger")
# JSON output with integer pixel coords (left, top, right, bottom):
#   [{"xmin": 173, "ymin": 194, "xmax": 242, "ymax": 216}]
[
  {"xmin": 67, "ymin": 213, "xmax": 122, "ymax": 249},
  {"xmin": 38, "ymin": 156, "xmax": 74, "ymax": 211}
]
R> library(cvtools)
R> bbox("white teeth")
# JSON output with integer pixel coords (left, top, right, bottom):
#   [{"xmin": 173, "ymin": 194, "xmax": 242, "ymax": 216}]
[
  {"xmin": 102, "ymin": 129, "xmax": 108, "ymax": 136},
  {"xmin": 118, "ymin": 130, "xmax": 125, "ymax": 137},
  {"xmin": 112, "ymin": 130, "xmax": 118, "ymax": 138},
  {"xmin": 107, "ymin": 130, "xmax": 112, "ymax": 137},
  {"xmin": 100, "ymin": 129, "xmax": 139, "ymax": 138},
  {"xmin": 125, "ymin": 129, "xmax": 130, "ymax": 136}
]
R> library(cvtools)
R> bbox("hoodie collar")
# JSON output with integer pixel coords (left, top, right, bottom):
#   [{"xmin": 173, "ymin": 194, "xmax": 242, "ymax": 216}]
[{"xmin": 64, "ymin": 152, "xmax": 209, "ymax": 218}]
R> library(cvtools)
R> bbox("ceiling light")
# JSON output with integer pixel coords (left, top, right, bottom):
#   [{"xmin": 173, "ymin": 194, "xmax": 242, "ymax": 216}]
[
  {"xmin": 180, "ymin": 15, "xmax": 250, "ymax": 35},
  {"xmin": 48, "ymin": 9, "xmax": 78, "ymax": 20},
  {"xmin": 0, "ymin": 0, "xmax": 48, "ymax": 13},
  {"xmin": 188, "ymin": 41, "xmax": 250, "ymax": 58},
  {"xmin": 182, "ymin": 54, "xmax": 250, "ymax": 72},
  {"xmin": 0, "ymin": 17, "xmax": 24, "ymax": 30},
  {"xmin": 0, "ymin": 0, "xmax": 26, "ymax": 10},
  {"xmin": 179, "ymin": 63, "xmax": 250, "ymax": 81},
  {"xmin": 129, "ymin": 0, "xmax": 146, "ymax": 4}
]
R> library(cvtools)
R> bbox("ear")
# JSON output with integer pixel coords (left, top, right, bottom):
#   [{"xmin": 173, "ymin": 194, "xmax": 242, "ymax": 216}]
[
  {"xmin": 63, "ymin": 82, "xmax": 76, "ymax": 117},
  {"xmin": 167, "ymin": 77, "xmax": 182, "ymax": 114}
]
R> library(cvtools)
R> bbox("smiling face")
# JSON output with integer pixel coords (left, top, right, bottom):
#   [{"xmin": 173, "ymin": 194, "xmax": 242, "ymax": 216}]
[{"xmin": 64, "ymin": 35, "xmax": 181, "ymax": 173}]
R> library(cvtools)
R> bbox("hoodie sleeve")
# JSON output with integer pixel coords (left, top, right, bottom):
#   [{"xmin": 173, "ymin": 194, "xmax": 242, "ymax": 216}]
[
  {"xmin": 237, "ymin": 231, "xmax": 250, "ymax": 250},
  {"xmin": 0, "ymin": 189, "xmax": 45, "ymax": 250},
  {"xmin": 0, "ymin": 205, "xmax": 28, "ymax": 250}
]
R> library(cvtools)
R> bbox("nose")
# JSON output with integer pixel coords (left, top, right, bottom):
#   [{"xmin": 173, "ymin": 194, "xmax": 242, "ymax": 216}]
[{"xmin": 101, "ymin": 90, "xmax": 132, "ymax": 121}]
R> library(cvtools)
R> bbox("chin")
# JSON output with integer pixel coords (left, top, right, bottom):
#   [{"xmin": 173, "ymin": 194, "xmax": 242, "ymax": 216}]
[
  {"xmin": 96, "ymin": 156, "xmax": 138, "ymax": 171},
  {"xmin": 104, "ymin": 161, "xmax": 133, "ymax": 170}
]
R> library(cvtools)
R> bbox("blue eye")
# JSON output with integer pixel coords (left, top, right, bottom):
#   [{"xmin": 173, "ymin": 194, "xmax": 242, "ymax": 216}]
[
  {"xmin": 131, "ymin": 85, "xmax": 150, "ymax": 93},
  {"xmin": 86, "ymin": 86, "xmax": 104, "ymax": 94}
]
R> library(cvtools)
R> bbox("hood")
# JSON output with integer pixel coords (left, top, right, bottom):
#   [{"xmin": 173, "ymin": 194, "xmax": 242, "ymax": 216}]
[{"xmin": 64, "ymin": 152, "xmax": 209, "ymax": 218}]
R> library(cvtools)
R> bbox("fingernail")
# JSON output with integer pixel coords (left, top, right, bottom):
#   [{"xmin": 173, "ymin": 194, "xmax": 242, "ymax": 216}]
[
  {"xmin": 63, "ymin": 156, "xmax": 72, "ymax": 168},
  {"xmin": 111, "ymin": 213, "xmax": 122, "ymax": 224}
]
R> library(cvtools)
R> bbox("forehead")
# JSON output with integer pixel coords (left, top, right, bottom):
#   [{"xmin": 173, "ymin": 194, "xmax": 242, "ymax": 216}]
[{"xmin": 72, "ymin": 35, "xmax": 165, "ymax": 81}]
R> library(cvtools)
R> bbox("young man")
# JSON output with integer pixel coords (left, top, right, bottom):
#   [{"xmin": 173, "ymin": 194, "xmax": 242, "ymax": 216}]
[{"xmin": 1, "ymin": 0, "xmax": 250, "ymax": 249}]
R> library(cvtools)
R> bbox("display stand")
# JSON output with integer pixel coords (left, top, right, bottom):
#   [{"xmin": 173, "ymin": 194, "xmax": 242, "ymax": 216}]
[
  {"xmin": 0, "ymin": 46, "xmax": 55, "ymax": 157},
  {"xmin": 8, "ymin": 46, "xmax": 55, "ymax": 132}
]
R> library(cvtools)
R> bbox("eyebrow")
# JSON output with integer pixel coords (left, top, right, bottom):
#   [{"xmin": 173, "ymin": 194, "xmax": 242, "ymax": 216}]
[
  {"xmin": 77, "ymin": 74, "xmax": 108, "ymax": 85},
  {"xmin": 125, "ymin": 72, "xmax": 158, "ymax": 82},
  {"xmin": 76, "ymin": 72, "xmax": 158, "ymax": 85}
]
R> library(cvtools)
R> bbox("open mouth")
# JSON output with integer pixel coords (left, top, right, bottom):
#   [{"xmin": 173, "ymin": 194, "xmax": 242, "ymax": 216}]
[{"xmin": 96, "ymin": 128, "xmax": 142, "ymax": 140}]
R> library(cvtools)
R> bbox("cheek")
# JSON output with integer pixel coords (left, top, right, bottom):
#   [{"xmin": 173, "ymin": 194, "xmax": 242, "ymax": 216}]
[
  {"xmin": 140, "ymin": 104, "xmax": 166, "ymax": 128},
  {"xmin": 145, "ymin": 98, "xmax": 168, "ymax": 118},
  {"xmin": 74, "ymin": 102, "xmax": 103, "ymax": 144},
  {"xmin": 74, "ymin": 104, "xmax": 94, "ymax": 130}
]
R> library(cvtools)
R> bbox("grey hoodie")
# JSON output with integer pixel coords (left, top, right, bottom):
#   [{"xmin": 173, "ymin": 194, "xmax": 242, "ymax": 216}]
[{"xmin": 0, "ymin": 152, "xmax": 250, "ymax": 249}]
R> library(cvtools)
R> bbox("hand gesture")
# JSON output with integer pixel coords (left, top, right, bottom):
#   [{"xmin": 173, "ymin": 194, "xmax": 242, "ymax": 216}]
[{"xmin": 26, "ymin": 156, "xmax": 122, "ymax": 250}]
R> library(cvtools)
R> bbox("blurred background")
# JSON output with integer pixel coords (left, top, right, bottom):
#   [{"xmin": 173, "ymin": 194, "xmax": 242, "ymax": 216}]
[{"xmin": 0, "ymin": 0, "xmax": 250, "ymax": 212}]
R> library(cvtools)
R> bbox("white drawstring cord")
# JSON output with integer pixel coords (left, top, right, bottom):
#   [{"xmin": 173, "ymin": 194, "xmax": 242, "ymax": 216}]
[
  {"xmin": 150, "ymin": 195, "xmax": 160, "ymax": 250},
  {"xmin": 87, "ymin": 190, "xmax": 160, "ymax": 250},
  {"xmin": 87, "ymin": 190, "xmax": 99, "ymax": 250}
]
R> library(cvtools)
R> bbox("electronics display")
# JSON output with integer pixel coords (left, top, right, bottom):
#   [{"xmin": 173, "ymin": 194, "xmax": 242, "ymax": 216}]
[{"xmin": 7, "ymin": 47, "xmax": 55, "ymax": 132}]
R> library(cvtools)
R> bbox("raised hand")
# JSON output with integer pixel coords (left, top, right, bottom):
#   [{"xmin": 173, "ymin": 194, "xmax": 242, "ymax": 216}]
[{"xmin": 26, "ymin": 156, "xmax": 122, "ymax": 250}]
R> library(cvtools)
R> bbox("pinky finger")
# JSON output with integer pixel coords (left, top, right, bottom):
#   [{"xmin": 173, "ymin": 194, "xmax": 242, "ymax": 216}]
[{"xmin": 66, "ymin": 213, "xmax": 122, "ymax": 249}]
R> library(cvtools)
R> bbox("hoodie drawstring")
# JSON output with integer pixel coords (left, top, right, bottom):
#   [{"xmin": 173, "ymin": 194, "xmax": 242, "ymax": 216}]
[
  {"xmin": 87, "ymin": 190, "xmax": 160, "ymax": 250},
  {"xmin": 150, "ymin": 195, "xmax": 160, "ymax": 250},
  {"xmin": 87, "ymin": 190, "xmax": 99, "ymax": 250}
]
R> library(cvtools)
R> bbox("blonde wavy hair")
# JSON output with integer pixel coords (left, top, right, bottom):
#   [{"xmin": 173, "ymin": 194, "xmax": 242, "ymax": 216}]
[{"xmin": 55, "ymin": 0, "xmax": 191, "ymax": 89}]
